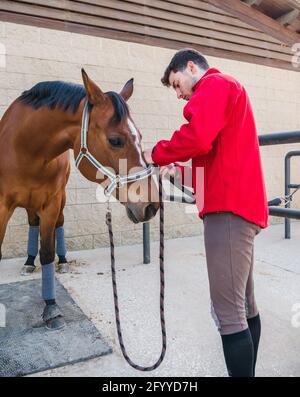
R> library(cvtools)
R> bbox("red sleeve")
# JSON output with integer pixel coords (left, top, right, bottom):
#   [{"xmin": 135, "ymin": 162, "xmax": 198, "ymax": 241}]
[{"xmin": 152, "ymin": 76, "xmax": 240, "ymax": 166}]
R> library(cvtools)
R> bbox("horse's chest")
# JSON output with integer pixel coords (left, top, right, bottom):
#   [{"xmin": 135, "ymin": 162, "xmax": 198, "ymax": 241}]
[{"xmin": 9, "ymin": 183, "xmax": 62, "ymax": 210}]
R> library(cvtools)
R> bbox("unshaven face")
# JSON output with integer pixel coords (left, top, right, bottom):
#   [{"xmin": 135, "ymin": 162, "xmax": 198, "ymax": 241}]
[{"xmin": 168, "ymin": 61, "xmax": 202, "ymax": 101}]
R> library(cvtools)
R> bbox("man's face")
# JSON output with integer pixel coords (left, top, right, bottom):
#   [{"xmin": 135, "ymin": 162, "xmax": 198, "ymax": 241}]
[{"xmin": 169, "ymin": 61, "xmax": 199, "ymax": 101}]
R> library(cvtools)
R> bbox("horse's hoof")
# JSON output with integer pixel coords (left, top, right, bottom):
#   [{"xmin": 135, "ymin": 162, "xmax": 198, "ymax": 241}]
[
  {"xmin": 58, "ymin": 262, "xmax": 69, "ymax": 274},
  {"xmin": 42, "ymin": 304, "xmax": 65, "ymax": 331},
  {"xmin": 45, "ymin": 316, "xmax": 66, "ymax": 331},
  {"xmin": 20, "ymin": 265, "xmax": 36, "ymax": 276}
]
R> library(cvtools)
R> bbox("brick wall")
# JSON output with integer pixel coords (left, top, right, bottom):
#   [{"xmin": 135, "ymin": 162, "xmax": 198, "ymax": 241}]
[{"xmin": 0, "ymin": 22, "xmax": 300, "ymax": 258}]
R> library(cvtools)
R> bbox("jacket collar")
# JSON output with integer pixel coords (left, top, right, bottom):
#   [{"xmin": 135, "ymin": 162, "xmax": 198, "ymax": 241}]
[{"xmin": 192, "ymin": 68, "xmax": 221, "ymax": 92}]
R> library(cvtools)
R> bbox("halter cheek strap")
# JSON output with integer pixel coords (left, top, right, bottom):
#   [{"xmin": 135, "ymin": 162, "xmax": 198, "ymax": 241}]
[{"xmin": 75, "ymin": 100, "xmax": 154, "ymax": 197}]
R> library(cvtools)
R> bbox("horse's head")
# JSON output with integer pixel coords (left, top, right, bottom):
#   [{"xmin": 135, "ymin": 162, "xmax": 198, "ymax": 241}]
[{"xmin": 74, "ymin": 69, "xmax": 159, "ymax": 223}]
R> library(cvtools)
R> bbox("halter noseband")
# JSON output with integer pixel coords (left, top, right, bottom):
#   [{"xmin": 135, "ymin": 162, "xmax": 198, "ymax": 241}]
[{"xmin": 75, "ymin": 100, "xmax": 154, "ymax": 197}]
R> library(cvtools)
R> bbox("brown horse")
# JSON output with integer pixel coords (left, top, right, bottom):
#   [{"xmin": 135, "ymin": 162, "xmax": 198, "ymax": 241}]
[{"xmin": 0, "ymin": 69, "xmax": 159, "ymax": 330}]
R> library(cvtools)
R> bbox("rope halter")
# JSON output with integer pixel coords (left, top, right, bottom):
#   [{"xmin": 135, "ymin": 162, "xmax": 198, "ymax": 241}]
[{"xmin": 75, "ymin": 100, "xmax": 154, "ymax": 198}]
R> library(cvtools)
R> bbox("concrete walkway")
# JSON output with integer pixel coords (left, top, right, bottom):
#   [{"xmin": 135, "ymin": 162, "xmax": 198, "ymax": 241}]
[{"xmin": 1, "ymin": 221, "xmax": 300, "ymax": 377}]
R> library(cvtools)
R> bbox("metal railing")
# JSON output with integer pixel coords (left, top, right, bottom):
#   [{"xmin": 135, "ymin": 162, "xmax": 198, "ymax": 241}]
[
  {"xmin": 259, "ymin": 131, "xmax": 300, "ymax": 234},
  {"xmin": 284, "ymin": 151, "xmax": 300, "ymax": 238}
]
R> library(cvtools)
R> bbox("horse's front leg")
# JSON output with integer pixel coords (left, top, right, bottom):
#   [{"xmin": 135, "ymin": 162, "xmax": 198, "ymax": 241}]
[
  {"xmin": 39, "ymin": 198, "xmax": 65, "ymax": 330},
  {"xmin": 55, "ymin": 191, "xmax": 68, "ymax": 274},
  {"xmin": 21, "ymin": 210, "xmax": 40, "ymax": 275}
]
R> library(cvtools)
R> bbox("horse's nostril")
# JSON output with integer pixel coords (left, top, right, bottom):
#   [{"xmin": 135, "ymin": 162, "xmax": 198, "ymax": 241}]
[{"xmin": 144, "ymin": 203, "xmax": 157, "ymax": 221}]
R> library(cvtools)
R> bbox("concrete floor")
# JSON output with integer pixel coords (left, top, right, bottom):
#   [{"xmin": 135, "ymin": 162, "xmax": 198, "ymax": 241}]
[{"xmin": 1, "ymin": 221, "xmax": 300, "ymax": 377}]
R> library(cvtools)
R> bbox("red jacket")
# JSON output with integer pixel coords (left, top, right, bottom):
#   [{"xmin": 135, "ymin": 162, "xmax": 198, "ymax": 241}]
[{"xmin": 152, "ymin": 68, "xmax": 268, "ymax": 228}]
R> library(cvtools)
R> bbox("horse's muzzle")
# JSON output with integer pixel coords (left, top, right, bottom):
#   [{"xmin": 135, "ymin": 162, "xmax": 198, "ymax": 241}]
[{"xmin": 126, "ymin": 202, "xmax": 159, "ymax": 223}]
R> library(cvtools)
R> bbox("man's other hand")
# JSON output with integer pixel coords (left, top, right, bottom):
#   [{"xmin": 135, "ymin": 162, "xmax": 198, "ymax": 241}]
[{"xmin": 160, "ymin": 164, "xmax": 176, "ymax": 178}]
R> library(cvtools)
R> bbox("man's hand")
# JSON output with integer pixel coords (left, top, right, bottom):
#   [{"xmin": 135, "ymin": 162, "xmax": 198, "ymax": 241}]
[
  {"xmin": 143, "ymin": 149, "xmax": 176, "ymax": 178},
  {"xmin": 160, "ymin": 164, "xmax": 176, "ymax": 178}
]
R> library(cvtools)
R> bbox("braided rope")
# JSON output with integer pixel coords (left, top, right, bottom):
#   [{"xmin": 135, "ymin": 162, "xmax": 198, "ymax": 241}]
[{"xmin": 106, "ymin": 175, "xmax": 166, "ymax": 371}]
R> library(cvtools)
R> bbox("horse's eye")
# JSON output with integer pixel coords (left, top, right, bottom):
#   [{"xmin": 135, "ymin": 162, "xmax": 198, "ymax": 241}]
[{"xmin": 108, "ymin": 137, "xmax": 125, "ymax": 148}]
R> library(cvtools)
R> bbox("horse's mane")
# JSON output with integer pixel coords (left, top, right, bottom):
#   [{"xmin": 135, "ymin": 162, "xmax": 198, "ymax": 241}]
[
  {"xmin": 106, "ymin": 91, "xmax": 129, "ymax": 123},
  {"xmin": 19, "ymin": 81, "xmax": 86, "ymax": 113},
  {"xmin": 19, "ymin": 81, "xmax": 129, "ymax": 122}
]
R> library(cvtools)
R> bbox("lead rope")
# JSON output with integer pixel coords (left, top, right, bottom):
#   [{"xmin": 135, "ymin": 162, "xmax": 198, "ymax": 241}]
[
  {"xmin": 268, "ymin": 186, "xmax": 300, "ymax": 207},
  {"xmin": 105, "ymin": 174, "xmax": 166, "ymax": 371}
]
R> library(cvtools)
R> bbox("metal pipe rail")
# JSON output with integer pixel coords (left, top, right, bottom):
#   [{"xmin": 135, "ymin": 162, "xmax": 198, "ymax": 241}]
[
  {"xmin": 269, "ymin": 207, "xmax": 300, "ymax": 220},
  {"xmin": 284, "ymin": 151, "xmax": 300, "ymax": 238},
  {"xmin": 259, "ymin": 130, "xmax": 300, "ymax": 146}
]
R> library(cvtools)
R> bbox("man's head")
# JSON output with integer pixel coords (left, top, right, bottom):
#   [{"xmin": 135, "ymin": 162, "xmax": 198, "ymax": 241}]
[{"xmin": 161, "ymin": 48, "xmax": 209, "ymax": 101}]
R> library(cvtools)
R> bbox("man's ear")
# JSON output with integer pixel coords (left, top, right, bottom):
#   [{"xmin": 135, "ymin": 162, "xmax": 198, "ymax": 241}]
[
  {"xmin": 186, "ymin": 61, "xmax": 197, "ymax": 74},
  {"xmin": 81, "ymin": 68, "xmax": 106, "ymax": 105},
  {"xmin": 120, "ymin": 78, "xmax": 134, "ymax": 102}
]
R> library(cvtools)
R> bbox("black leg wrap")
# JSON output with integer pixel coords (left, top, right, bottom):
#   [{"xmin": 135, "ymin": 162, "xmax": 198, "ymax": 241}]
[
  {"xmin": 20, "ymin": 255, "xmax": 36, "ymax": 275},
  {"xmin": 57, "ymin": 255, "xmax": 69, "ymax": 274},
  {"xmin": 58, "ymin": 255, "xmax": 67, "ymax": 264},
  {"xmin": 45, "ymin": 299, "xmax": 56, "ymax": 306},
  {"xmin": 25, "ymin": 255, "xmax": 36, "ymax": 267}
]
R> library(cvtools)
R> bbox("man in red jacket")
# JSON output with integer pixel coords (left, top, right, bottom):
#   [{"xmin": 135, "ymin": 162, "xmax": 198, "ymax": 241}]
[{"xmin": 143, "ymin": 49, "xmax": 268, "ymax": 377}]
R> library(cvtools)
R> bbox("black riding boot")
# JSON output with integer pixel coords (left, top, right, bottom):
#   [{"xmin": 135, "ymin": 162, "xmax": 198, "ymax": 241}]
[
  {"xmin": 221, "ymin": 328, "xmax": 254, "ymax": 377},
  {"xmin": 247, "ymin": 314, "xmax": 261, "ymax": 376}
]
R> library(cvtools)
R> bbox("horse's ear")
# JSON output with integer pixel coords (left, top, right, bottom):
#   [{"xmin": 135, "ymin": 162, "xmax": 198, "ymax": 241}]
[
  {"xmin": 120, "ymin": 78, "xmax": 134, "ymax": 102},
  {"xmin": 81, "ymin": 68, "xmax": 106, "ymax": 105}
]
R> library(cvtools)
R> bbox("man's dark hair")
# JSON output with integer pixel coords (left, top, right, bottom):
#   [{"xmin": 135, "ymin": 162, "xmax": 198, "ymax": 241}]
[{"xmin": 161, "ymin": 48, "xmax": 210, "ymax": 87}]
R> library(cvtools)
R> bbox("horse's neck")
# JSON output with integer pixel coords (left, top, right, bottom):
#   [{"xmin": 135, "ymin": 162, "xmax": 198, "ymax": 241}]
[{"xmin": 18, "ymin": 103, "xmax": 82, "ymax": 163}]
